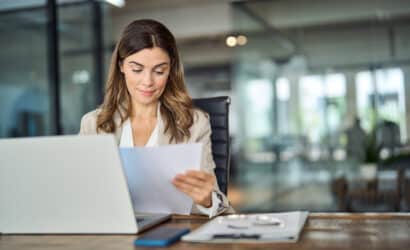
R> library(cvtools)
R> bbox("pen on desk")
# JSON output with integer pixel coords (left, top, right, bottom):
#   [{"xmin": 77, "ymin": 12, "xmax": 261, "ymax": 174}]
[{"xmin": 212, "ymin": 234, "xmax": 261, "ymax": 239}]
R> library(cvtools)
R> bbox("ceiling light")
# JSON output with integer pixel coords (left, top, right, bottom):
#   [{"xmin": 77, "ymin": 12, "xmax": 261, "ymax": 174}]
[
  {"xmin": 103, "ymin": 0, "xmax": 125, "ymax": 7},
  {"xmin": 226, "ymin": 36, "xmax": 237, "ymax": 47},
  {"xmin": 237, "ymin": 35, "xmax": 247, "ymax": 46}
]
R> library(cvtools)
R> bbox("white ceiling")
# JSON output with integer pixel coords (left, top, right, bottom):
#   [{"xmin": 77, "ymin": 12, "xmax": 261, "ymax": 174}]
[
  {"xmin": 109, "ymin": 0, "xmax": 233, "ymax": 41},
  {"xmin": 110, "ymin": 0, "xmax": 410, "ymax": 40},
  {"xmin": 247, "ymin": 0, "xmax": 410, "ymax": 29}
]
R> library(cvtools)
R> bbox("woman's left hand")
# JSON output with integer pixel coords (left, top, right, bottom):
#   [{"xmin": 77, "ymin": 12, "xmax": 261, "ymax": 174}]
[{"xmin": 172, "ymin": 170, "xmax": 215, "ymax": 208}]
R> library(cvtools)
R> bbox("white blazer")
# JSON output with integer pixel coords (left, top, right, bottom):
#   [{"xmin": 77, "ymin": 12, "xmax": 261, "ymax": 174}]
[{"xmin": 79, "ymin": 107, "xmax": 234, "ymax": 216}]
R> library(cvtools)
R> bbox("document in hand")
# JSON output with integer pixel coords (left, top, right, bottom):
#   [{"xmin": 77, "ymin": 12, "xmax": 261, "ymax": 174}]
[
  {"xmin": 182, "ymin": 211, "xmax": 309, "ymax": 243},
  {"xmin": 119, "ymin": 143, "xmax": 202, "ymax": 215}
]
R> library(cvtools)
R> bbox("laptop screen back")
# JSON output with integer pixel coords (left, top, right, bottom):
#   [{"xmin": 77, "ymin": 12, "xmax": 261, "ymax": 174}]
[{"xmin": 0, "ymin": 135, "xmax": 137, "ymax": 234}]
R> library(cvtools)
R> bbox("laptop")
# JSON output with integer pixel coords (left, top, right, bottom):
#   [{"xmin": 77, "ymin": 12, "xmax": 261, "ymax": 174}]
[{"xmin": 0, "ymin": 134, "xmax": 170, "ymax": 234}]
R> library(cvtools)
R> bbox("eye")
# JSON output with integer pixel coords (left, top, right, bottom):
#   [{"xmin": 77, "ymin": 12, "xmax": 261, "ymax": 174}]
[
  {"xmin": 132, "ymin": 69, "xmax": 142, "ymax": 73},
  {"xmin": 154, "ymin": 71, "xmax": 165, "ymax": 75}
]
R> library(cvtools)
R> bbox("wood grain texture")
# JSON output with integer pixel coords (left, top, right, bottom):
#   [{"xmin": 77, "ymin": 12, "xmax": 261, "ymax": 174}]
[{"xmin": 1, "ymin": 213, "xmax": 409, "ymax": 250}]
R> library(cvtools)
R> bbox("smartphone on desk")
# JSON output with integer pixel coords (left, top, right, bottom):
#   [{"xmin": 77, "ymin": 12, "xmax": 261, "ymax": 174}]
[{"xmin": 134, "ymin": 226, "xmax": 190, "ymax": 247}]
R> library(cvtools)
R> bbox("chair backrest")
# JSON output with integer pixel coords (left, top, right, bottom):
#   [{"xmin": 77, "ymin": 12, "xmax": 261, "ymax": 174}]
[{"xmin": 193, "ymin": 96, "xmax": 231, "ymax": 195}]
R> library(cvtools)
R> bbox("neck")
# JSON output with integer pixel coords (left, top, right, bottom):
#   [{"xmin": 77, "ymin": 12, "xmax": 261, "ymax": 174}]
[{"xmin": 131, "ymin": 101, "xmax": 159, "ymax": 119}]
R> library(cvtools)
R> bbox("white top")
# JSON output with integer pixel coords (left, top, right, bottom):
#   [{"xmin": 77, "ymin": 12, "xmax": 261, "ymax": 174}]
[
  {"xmin": 120, "ymin": 103, "xmax": 160, "ymax": 147},
  {"xmin": 119, "ymin": 118, "xmax": 159, "ymax": 147},
  {"xmin": 118, "ymin": 103, "xmax": 222, "ymax": 217}
]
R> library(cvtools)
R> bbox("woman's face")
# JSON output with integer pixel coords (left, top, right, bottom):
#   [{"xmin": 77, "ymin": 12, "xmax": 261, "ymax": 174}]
[{"xmin": 120, "ymin": 47, "xmax": 171, "ymax": 106}]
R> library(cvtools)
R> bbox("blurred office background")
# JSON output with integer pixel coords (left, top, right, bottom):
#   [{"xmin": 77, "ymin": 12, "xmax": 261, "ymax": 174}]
[{"xmin": 1, "ymin": 0, "xmax": 410, "ymax": 213}]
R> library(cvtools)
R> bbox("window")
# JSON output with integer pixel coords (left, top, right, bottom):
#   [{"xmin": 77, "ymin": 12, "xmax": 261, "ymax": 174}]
[{"xmin": 356, "ymin": 68, "xmax": 406, "ymax": 141}]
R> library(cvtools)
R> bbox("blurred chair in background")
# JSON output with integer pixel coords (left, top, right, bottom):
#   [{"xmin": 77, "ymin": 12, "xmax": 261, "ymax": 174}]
[
  {"xmin": 380, "ymin": 154, "xmax": 410, "ymax": 211},
  {"xmin": 10, "ymin": 111, "xmax": 44, "ymax": 137},
  {"xmin": 402, "ymin": 168, "xmax": 410, "ymax": 211}
]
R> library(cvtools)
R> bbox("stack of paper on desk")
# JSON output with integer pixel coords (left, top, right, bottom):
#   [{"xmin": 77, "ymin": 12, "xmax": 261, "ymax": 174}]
[
  {"xmin": 119, "ymin": 143, "xmax": 202, "ymax": 215},
  {"xmin": 182, "ymin": 211, "xmax": 309, "ymax": 243}
]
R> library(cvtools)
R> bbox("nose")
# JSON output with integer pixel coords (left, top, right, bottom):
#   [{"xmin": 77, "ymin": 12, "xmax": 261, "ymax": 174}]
[{"xmin": 141, "ymin": 71, "xmax": 154, "ymax": 87}]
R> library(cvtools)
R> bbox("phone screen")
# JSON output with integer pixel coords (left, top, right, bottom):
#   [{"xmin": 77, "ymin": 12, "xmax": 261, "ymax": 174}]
[{"xmin": 135, "ymin": 226, "xmax": 190, "ymax": 247}]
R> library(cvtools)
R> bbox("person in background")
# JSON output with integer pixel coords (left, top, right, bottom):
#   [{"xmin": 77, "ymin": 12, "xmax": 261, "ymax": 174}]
[
  {"xmin": 345, "ymin": 117, "xmax": 367, "ymax": 162},
  {"xmin": 79, "ymin": 19, "xmax": 233, "ymax": 217}
]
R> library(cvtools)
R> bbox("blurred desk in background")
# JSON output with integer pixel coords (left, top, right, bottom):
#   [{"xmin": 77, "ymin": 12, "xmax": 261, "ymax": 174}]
[
  {"xmin": 1, "ymin": 213, "xmax": 409, "ymax": 250},
  {"xmin": 332, "ymin": 161, "xmax": 409, "ymax": 212}
]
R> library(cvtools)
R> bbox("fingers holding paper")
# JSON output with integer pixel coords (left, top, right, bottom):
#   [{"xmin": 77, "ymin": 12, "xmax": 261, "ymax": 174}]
[{"xmin": 172, "ymin": 170, "xmax": 215, "ymax": 208}]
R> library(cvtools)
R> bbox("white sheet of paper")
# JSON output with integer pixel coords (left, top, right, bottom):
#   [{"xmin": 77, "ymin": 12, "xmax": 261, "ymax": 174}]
[{"xmin": 119, "ymin": 143, "xmax": 202, "ymax": 215}]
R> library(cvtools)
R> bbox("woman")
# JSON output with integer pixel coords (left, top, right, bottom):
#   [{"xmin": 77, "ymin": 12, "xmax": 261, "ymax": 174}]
[{"xmin": 79, "ymin": 19, "xmax": 233, "ymax": 217}]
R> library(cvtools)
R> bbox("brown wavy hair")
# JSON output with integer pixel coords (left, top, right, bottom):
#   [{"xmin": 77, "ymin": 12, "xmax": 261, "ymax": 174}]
[{"xmin": 97, "ymin": 19, "xmax": 194, "ymax": 143}]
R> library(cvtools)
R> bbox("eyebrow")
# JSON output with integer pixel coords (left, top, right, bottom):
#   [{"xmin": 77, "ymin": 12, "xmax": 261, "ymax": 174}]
[{"xmin": 128, "ymin": 61, "xmax": 169, "ymax": 68}]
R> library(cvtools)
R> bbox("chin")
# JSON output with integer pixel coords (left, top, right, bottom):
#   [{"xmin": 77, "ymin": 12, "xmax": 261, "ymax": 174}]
[{"xmin": 134, "ymin": 95, "xmax": 160, "ymax": 105}]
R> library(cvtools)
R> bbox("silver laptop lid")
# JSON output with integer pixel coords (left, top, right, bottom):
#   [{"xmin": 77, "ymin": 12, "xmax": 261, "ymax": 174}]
[{"xmin": 0, "ymin": 135, "xmax": 137, "ymax": 234}]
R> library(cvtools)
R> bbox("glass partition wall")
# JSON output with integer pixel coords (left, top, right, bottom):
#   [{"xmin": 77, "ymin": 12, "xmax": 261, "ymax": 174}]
[
  {"xmin": 58, "ymin": 2, "xmax": 112, "ymax": 134},
  {"xmin": 231, "ymin": 0, "xmax": 410, "ymax": 212},
  {"xmin": 0, "ymin": 0, "xmax": 111, "ymax": 137},
  {"xmin": 0, "ymin": 2, "xmax": 50, "ymax": 137}
]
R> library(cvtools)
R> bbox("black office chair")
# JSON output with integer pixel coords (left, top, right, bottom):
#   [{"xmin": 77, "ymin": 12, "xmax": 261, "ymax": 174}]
[{"xmin": 193, "ymin": 96, "xmax": 231, "ymax": 195}]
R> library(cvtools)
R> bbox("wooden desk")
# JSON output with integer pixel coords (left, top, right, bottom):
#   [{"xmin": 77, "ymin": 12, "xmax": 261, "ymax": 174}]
[{"xmin": 1, "ymin": 213, "xmax": 409, "ymax": 250}]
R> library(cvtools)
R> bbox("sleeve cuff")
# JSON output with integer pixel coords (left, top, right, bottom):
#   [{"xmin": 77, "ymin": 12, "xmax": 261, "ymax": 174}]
[{"xmin": 195, "ymin": 191, "xmax": 224, "ymax": 218}]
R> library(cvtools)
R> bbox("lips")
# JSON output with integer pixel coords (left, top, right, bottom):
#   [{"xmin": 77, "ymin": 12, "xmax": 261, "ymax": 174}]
[{"xmin": 138, "ymin": 89, "xmax": 155, "ymax": 96}]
